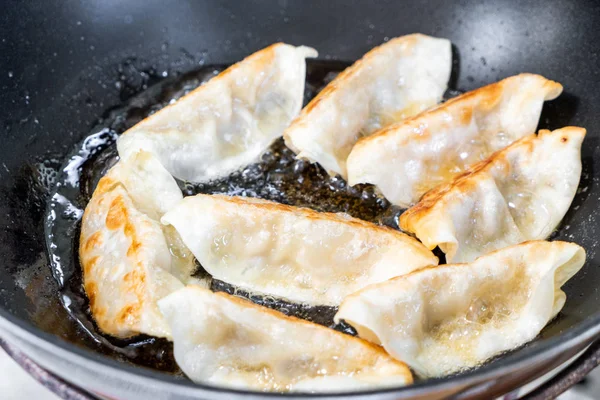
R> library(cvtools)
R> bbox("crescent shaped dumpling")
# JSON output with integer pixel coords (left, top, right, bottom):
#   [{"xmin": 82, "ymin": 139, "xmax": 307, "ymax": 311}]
[
  {"xmin": 161, "ymin": 194, "xmax": 438, "ymax": 306},
  {"xmin": 335, "ymin": 240, "xmax": 586, "ymax": 378},
  {"xmin": 400, "ymin": 127, "xmax": 585, "ymax": 263},
  {"xmin": 79, "ymin": 151, "xmax": 195, "ymax": 338},
  {"xmin": 117, "ymin": 43, "xmax": 317, "ymax": 182},
  {"xmin": 347, "ymin": 73, "xmax": 563, "ymax": 207},
  {"xmin": 283, "ymin": 34, "xmax": 451, "ymax": 178},
  {"xmin": 158, "ymin": 285, "xmax": 413, "ymax": 392}
]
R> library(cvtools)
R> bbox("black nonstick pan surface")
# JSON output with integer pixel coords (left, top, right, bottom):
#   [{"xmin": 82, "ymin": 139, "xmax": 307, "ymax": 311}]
[{"xmin": 1, "ymin": 1, "xmax": 600, "ymax": 399}]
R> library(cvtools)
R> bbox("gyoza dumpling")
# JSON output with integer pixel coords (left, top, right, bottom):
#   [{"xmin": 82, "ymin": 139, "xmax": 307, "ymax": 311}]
[
  {"xmin": 79, "ymin": 151, "xmax": 195, "ymax": 338},
  {"xmin": 283, "ymin": 34, "xmax": 451, "ymax": 178},
  {"xmin": 117, "ymin": 43, "xmax": 317, "ymax": 182},
  {"xmin": 400, "ymin": 127, "xmax": 585, "ymax": 263},
  {"xmin": 161, "ymin": 194, "xmax": 437, "ymax": 305},
  {"xmin": 158, "ymin": 285, "xmax": 413, "ymax": 391},
  {"xmin": 347, "ymin": 74, "xmax": 563, "ymax": 207},
  {"xmin": 335, "ymin": 241, "xmax": 585, "ymax": 378}
]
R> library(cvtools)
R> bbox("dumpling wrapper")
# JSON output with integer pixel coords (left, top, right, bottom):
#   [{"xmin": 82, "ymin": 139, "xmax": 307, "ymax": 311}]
[
  {"xmin": 79, "ymin": 151, "xmax": 195, "ymax": 338},
  {"xmin": 400, "ymin": 127, "xmax": 585, "ymax": 263},
  {"xmin": 335, "ymin": 240, "xmax": 586, "ymax": 378},
  {"xmin": 283, "ymin": 34, "xmax": 451, "ymax": 178},
  {"xmin": 347, "ymin": 73, "xmax": 563, "ymax": 207},
  {"xmin": 158, "ymin": 285, "xmax": 413, "ymax": 392},
  {"xmin": 117, "ymin": 43, "xmax": 317, "ymax": 182},
  {"xmin": 161, "ymin": 194, "xmax": 438, "ymax": 306}
]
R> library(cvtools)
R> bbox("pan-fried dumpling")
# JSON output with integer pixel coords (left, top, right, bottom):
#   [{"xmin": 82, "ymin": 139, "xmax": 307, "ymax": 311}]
[
  {"xmin": 400, "ymin": 127, "xmax": 585, "ymax": 263},
  {"xmin": 117, "ymin": 43, "xmax": 317, "ymax": 182},
  {"xmin": 283, "ymin": 34, "xmax": 451, "ymax": 178},
  {"xmin": 161, "ymin": 194, "xmax": 437, "ymax": 305},
  {"xmin": 347, "ymin": 74, "xmax": 563, "ymax": 207},
  {"xmin": 79, "ymin": 151, "xmax": 194, "ymax": 338},
  {"xmin": 335, "ymin": 241, "xmax": 586, "ymax": 378},
  {"xmin": 158, "ymin": 285, "xmax": 413, "ymax": 391}
]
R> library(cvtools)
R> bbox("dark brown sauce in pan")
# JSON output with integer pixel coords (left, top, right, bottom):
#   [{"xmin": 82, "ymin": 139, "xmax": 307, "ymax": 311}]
[{"xmin": 45, "ymin": 60, "xmax": 460, "ymax": 375}]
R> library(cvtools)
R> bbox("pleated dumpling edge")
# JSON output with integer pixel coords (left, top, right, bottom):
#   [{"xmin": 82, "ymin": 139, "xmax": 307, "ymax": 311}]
[
  {"xmin": 400, "ymin": 126, "xmax": 585, "ymax": 263},
  {"xmin": 161, "ymin": 194, "xmax": 438, "ymax": 306},
  {"xmin": 335, "ymin": 240, "xmax": 586, "ymax": 378},
  {"xmin": 158, "ymin": 285, "xmax": 413, "ymax": 392},
  {"xmin": 347, "ymin": 73, "xmax": 564, "ymax": 208},
  {"xmin": 283, "ymin": 34, "xmax": 452, "ymax": 178},
  {"xmin": 117, "ymin": 43, "xmax": 317, "ymax": 183},
  {"xmin": 79, "ymin": 150, "xmax": 194, "ymax": 338}
]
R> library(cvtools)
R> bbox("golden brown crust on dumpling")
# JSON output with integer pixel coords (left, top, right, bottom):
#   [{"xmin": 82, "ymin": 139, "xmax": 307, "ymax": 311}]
[
  {"xmin": 400, "ymin": 126, "xmax": 585, "ymax": 229},
  {"xmin": 105, "ymin": 195, "xmax": 128, "ymax": 230},
  {"xmin": 79, "ymin": 152, "xmax": 187, "ymax": 338},
  {"xmin": 80, "ymin": 181, "xmax": 149, "ymax": 336},
  {"xmin": 81, "ymin": 231, "xmax": 103, "ymax": 253}
]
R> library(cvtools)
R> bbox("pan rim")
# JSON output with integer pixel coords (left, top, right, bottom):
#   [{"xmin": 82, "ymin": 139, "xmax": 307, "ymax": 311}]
[{"xmin": 1, "ymin": 305, "xmax": 599, "ymax": 398}]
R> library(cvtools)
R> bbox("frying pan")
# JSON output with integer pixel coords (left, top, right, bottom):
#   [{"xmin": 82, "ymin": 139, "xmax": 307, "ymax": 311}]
[{"xmin": 1, "ymin": 0, "xmax": 600, "ymax": 399}]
